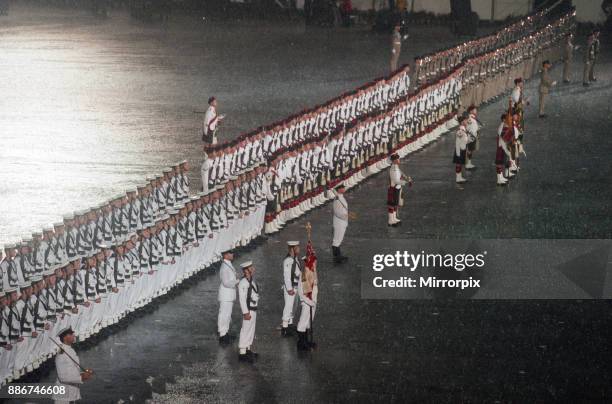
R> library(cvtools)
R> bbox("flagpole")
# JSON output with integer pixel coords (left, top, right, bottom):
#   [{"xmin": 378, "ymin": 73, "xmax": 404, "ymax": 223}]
[{"xmin": 305, "ymin": 222, "xmax": 315, "ymax": 347}]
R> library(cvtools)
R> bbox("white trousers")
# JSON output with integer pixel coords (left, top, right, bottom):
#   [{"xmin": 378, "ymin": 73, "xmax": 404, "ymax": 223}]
[
  {"xmin": 217, "ymin": 300, "xmax": 234, "ymax": 336},
  {"xmin": 332, "ymin": 218, "xmax": 348, "ymax": 247},
  {"xmin": 238, "ymin": 310, "xmax": 257, "ymax": 351},
  {"xmin": 282, "ymin": 288, "xmax": 297, "ymax": 327},
  {"xmin": 297, "ymin": 302, "xmax": 316, "ymax": 332}
]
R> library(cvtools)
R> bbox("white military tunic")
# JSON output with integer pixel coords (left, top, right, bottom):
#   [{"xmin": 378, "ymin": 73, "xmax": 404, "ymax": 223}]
[
  {"xmin": 281, "ymin": 255, "xmax": 301, "ymax": 327},
  {"xmin": 204, "ymin": 105, "xmax": 220, "ymax": 144},
  {"xmin": 296, "ymin": 271, "xmax": 317, "ymax": 333},
  {"xmin": 332, "ymin": 194, "xmax": 349, "ymax": 248},
  {"xmin": 389, "ymin": 165, "xmax": 406, "ymax": 188},
  {"xmin": 53, "ymin": 343, "xmax": 82, "ymax": 403},
  {"xmin": 217, "ymin": 259, "xmax": 238, "ymax": 336},
  {"xmin": 200, "ymin": 155, "xmax": 211, "ymax": 193},
  {"xmin": 511, "ymin": 86, "xmax": 521, "ymax": 105},
  {"xmin": 238, "ymin": 276, "xmax": 259, "ymax": 352}
]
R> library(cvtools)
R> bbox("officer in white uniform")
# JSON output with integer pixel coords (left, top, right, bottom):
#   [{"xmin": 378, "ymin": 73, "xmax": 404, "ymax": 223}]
[
  {"xmin": 52, "ymin": 327, "xmax": 92, "ymax": 404},
  {"xmin": 331, "ymin": 184, "xmax": 349, "ymax": 264},
  {"xmin": 237, "ymin": 261, "xmax": 259, "ymax": 362},
  {"xmin": 387, "ymin": 154, "xmax": 411, "ymax": 226},
  {"xmin": 217, "ymin": 250, "xmax": 238, "ymax": 344},
  {"xmin": 281, "ymin": 241, "xmax": 301, "ymax": 336},
  {"xmin": 203, "ymin": 97, "xmax": 225, "ymax": 145}
]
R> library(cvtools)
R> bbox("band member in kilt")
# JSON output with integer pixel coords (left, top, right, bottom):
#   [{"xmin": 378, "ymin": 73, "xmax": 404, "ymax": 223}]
[
  {"xmin": 495, "ymin": 113, "xmax": 511, "ymax": 186},
  {"xmin": 453, "ymin": 115, "xmax": 469, "ymax": 184}
]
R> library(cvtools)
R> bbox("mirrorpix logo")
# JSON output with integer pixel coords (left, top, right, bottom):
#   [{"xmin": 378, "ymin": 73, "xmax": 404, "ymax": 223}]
[{"xmin": 370, "ymin": 242, "xmax": 487, "ymax": 298}]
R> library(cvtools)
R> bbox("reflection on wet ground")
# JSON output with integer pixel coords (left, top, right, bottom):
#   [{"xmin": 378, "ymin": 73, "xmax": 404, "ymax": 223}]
[
  {"xmin": 0, "ymin": 4, "xmax": 466, "ymax": 244},
  {"xmin": 3, "ymin": 5, "xmax": 612, "ymax": 403}
]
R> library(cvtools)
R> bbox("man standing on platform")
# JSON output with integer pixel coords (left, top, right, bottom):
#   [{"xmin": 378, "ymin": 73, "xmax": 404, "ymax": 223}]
[
  {"xmin": 203, "ymin": 97, "xmax": 225, "ymax": 145},
  {"xmin": 538, "ymin": 60, "xmax": 556, "ymax": 118},
  {"xmin": 331, "ymin": 183, "xmax": 349, "ymax": 263},
  {"xmin": 281, "ymin": 241, "xmax": 301, "ymax": 337},
  {"xmin": 217, "ymin": 250, "xmax": 238, "ymax": 345}
]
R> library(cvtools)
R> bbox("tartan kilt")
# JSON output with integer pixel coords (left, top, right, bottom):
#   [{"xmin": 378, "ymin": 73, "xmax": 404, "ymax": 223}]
[
  {"xmin": 467, "ymin": 139, "xmax": 477, "ymax": 152},
  {"xmin": 452, "ymin": 149, "xmax": 466, "ymax": 165},
  {"xmin": 495, "ymin": 146, "xmax": 506, "ymax": 165},
  {"xmin": 387, "ymin": 186, "xmax": 402, "ymax": 207}
]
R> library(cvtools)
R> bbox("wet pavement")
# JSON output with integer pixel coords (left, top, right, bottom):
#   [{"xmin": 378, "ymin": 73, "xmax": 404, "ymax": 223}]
[
  {"xmin": 0, "ymin": 4, "xmax": 474, "ymax": 244},
  {"xmin": 3, "ymin": 5, "xmax": 612, "ymax": 403}
]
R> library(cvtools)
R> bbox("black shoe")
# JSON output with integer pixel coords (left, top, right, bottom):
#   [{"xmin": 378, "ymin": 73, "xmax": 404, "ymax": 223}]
[
  {"xmin": 538, "ymin": 114, "xmax": 547, "ymax": 119},
  {"xmin": 334, "ymin": 247, "xmax": 348, "ymax": 263},
  {"xmin": 297, "ymin": 331, "xmax": 310, "ymax": 351},
  {"xmin": 583, "ymin": 82, "xmax": 590, "ymax": 87},
  {"xmin": 281, "ymin": 327, "xmax": 294, "ymax": 337},
  {"xmin": 332, "ymin": 246, "xmax": 339, "ymax": 258},
  {"xmin": 563, "ymin": 79, "xmax": 570, "ymax": 84},
  {"xmin": 334, "ymin": 255, "xmax": 348, "ymax": 264},
  {"xmin": 239, "ymin": 353, "xmax": 254, "ymax": 363},
  {"xmin": 288, "ymin": 323, "xmax": 297, "ymax": 331},
  {"xmin": 247, "ymin": 349, "xmax": 259, "ymax": 359},
  {"xmin": 590, "ymin": 78, "xmax": 597, "ymax": 82},
  {"xmin": 219, "ymin": 334, "xmax": 231, "ymax": 345}
]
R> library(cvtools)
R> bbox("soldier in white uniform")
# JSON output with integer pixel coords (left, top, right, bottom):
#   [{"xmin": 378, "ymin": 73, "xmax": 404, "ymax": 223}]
[
  {"xmin": 281, "ymin": 241, "xmax": 301, "ymax": 336},
  {"xmin": 217, "ymin": 250, "xmax": 238, "ymax": 345},
  {"xmin": 331, "ymin": 183, "xmax": 349, "ymax": 264},
  {"xmin": 237, "ymin": 261, "xmax": 259, "ymax": 363},
  {"xmin": 387, "ymin": 154, "xmax": 412, "ymax": 227},
  {"xmin": 200, "ymin": 149, "xmax": 211, "ymax": 193},
  {"xmin": 203, "ymin": 97, "xmax": 225, "ymax": 145},
  {"xmin": 390, "ymin": 24, "xmax": 408, "ymax": 72},
  {"xmin": 52, "ymin": 327, "xmax": 92, "ymax": 404}
]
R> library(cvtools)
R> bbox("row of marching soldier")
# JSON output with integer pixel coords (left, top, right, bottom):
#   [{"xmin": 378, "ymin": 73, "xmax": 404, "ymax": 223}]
[{"xmin": 0, "ymin": 5, "xmax": 577, "ymax": 391}]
